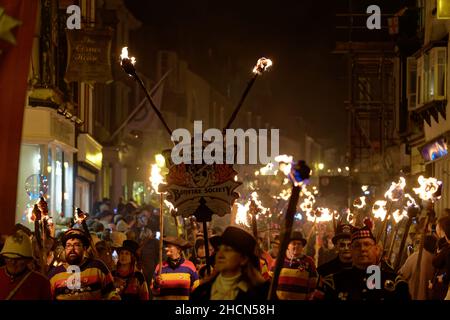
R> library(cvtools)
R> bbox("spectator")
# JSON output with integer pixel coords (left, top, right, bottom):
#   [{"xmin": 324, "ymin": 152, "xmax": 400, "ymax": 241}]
[
  {"xmin": 399, "ymin": 235, "xmax": 437, "ymax": 300},
  {"xmin": 431, "ymin": 215, "xmax": 450, "ymax": 300},
  {"xmin": 112, "ymin": 240, "xmax": 149, "ymax": 300},
  {"xmin": 0, "ymin": 230, "xmax": 51, "ymax": 300}
]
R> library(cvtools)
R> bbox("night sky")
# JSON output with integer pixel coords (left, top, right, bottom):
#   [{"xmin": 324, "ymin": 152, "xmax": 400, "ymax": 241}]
[{"xmin": 124, "ymin": 0, "xmax": 352, "ymax": 154}]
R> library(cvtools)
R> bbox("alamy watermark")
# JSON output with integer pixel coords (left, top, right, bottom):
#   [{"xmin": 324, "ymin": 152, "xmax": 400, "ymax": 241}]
[{"xmin": 170, "ymin": 121, "xmax": 280, "ymax": 172}]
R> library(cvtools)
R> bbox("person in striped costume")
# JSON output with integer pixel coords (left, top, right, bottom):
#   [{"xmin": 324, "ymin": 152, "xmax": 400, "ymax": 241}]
[
  {"xmin": 151, "ymin": 236, "xmax": 199, "ymax": 300},
  {"xmin": 272, "ymin": 231, "xmax": 318, "ymax": 300},
  {"xmin": 48, "ymin": 229, "xmax": 120, "ymax": 300}
]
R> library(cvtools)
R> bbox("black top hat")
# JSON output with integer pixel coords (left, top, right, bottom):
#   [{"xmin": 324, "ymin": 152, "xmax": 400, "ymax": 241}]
[
  {"xmin": 118, "ymin": 239, "xmax": 139, "ymax": 257},
  {"xmin": 61, "ymin": 228, "xmax": 90, "ymax": 248},
  {"xmin": 332, "ymin": 224, "xmax": 355, "ymax": 245},
  {"xmin": 163, "ymin": 236, "xmax": 192, "ymax": 250},
  {"xmin": 290, "ymin": 231, "xmax": 307, "ymax": 246}
]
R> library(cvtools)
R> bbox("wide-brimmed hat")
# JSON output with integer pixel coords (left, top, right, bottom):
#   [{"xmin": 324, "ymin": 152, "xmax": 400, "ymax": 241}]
[
  {"xmin": 289, "ymin": 231, "xmax": 307, "ymax": 246},
  {"xmin": 163, "ymin": 236, "xmax": 192, "ymax": 250},
  {"xmin": 0, "ymin": 231, "xmax": 33, "ymax": 259},
  {"xmin": 118, "ymin": 239, "xmax": 139, "ymax": 257},
  {"xmin": 61, "ymin": 228, "xmax": 90, "ymax": 248},
  {"xmin": 213, "ymin": 226, "xmax": 259, "ymax": 267},
  {"xmin": 332, "ymin": 223, "xmax": 355, "ymax": 245},
  {"xmin": 110, "ymin": 231, "xmax": 127, "ymax": 248}
]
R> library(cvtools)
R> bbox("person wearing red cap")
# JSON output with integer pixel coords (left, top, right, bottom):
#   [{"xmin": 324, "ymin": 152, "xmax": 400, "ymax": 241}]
[
  {"xmin": 320, "ymin": 220, "xmax": 410, "ymax": 300},
  {"xmin": 0, "ymin": 230, "xmax": 51, "ymax": 300},
  {"xmin": 48, "ymin": 228, "xmax": 120, "ymax": 300}
]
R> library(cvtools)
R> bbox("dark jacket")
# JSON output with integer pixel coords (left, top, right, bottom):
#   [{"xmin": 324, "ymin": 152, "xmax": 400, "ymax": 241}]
[
  {"xmin": 321, "ymin": 266, "xmax": 411, "ymax": 301},
  {"xmin": 431, "ymin": 240, "xmax": 450, "ymax": 300},
  {"xmin": 317, "ymin": 257, "xmax": 351, "ymax": 278},
  {"xmin": 191, "ymin": 274, "xmax": 270, "ymax": 301}
]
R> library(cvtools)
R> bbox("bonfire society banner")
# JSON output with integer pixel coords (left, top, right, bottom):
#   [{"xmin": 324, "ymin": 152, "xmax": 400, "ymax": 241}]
[
  {"xmin": 65, "ymin": 28, "xmax": 113, "ymax": 83},
  {"xmin": 160, "ymin": 163, "xmax": 241, "ymax": 218}
]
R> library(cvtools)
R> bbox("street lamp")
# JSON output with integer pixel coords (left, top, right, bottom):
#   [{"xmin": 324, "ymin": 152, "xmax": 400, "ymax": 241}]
[{"xmin": 318, "ymin": 163, "xmax": 324, "ymax": 170}]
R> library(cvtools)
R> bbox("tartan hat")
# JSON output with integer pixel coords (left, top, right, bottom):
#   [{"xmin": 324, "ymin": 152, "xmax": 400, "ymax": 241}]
[
  {"xmin": 351, "ymin": 219, "xmax": 375, "ymax": 243},
  {"xmin": 332, "ymin": 224, "xmax": 355, "ymax": 245},
  {"xmin": 61, "ymin": 228, "xmax": 90, "ymax": 248}
]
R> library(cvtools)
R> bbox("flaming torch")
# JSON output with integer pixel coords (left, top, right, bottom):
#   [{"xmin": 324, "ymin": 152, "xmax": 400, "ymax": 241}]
[
  {"xmin": 411, "ymin": 176, "xmax": 442, "ymax": 297},
  {"xmin": 223, "ymin": 57, "xmax": 273, "ymax": 131},
  {"xmin": 377, "ymin": 177, "xmax": 407, "ymax": 245},
  {"xmin": 150, "ymin": 154, "xmax": 167, "ymax": 275},
  {"xmin": 75, "ymin": 208, "xmax": 99, "ymax": 257},
  {"xmin": 120, "ymin": 47, "xmax": 172, "ymax": 137}
]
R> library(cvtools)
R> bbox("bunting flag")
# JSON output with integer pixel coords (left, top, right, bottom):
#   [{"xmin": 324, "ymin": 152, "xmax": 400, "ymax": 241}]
[{"xmin": 0, "ymin": 0, "xmax": 39, "ymax": 235}]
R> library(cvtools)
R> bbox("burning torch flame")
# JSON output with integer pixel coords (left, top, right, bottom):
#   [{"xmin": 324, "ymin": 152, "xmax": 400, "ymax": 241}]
[
  {"xmin": 413, "ymin": 176, "xmax": 442, "ymax": 201},
  {"xmin": 120, "ymin": 47, "xmax": 136, "ymax": 65},
  {"xmin": 393, "ymin": 209, "xmax": 408, "ymax": 223},
  {"xmin": 353, "ymin": 196, "xmax": 367, "ymax": 209},
  {"xmin": 384, "ymin": 177, "xmax": 406, "ymax": 202},
  {"xmin": 313, "ymin": 207, "xmax": 333, "ymax": 223},
  {"xmin": 276, "ymin": 188, "xmax": 291, "ymax": 200},
  {"xmin": 404, "ymin": 193, "xmax": 418, "ymax": 208},
  {"xmin": 150, "ymin": 164, "xmax": 165, "ymax": 193},
  {"xmin": 253, "ymin": 57, "xmax": 273, "ymax": 75},
  {"xmin": 235, "ymin": 202, "xmax": 250, "ymax": 227},
  {"xmin": 372, "ymin": 200, "xmax": 387, "ymax": 220},
  {"xmin": 250, "ymin": 192, "xmax": 268, "ymax": 214}
]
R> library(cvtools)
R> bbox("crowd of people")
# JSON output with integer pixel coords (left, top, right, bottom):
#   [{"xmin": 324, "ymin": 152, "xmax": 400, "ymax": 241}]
[{"xmin": 1, "ymin": 197, "xmax": 450, "ymax": 301}]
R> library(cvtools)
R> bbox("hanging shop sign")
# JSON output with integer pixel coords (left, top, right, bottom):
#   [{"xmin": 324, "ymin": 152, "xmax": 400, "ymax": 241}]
[
  {"xmin": 420, "ymin": 137, "xmax": 448, "ymax": 162},
  {"xmin": 65, "ymin": 28, "xmax": 113, "ymax": 83}
]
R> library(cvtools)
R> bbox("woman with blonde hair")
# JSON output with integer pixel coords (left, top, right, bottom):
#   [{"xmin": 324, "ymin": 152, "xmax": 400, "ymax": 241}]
[{"xmin": 191, "ymin": 226, "xmax": 269, "ymax": 300}]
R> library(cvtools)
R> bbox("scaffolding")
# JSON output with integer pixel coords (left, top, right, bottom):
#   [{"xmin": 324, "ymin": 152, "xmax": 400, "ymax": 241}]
[{"xmin": 334, "ymin": 0, "xmax": 399, "ymax": 201}]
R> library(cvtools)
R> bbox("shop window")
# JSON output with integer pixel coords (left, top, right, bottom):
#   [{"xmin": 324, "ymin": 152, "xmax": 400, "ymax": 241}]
[
  {"xmin": 416, "ymin": 47, "xmax": 447, "ymax": 107},
  {"xmin": 15, "ymin": 144, "xmax": 47, "ymax": 227}
]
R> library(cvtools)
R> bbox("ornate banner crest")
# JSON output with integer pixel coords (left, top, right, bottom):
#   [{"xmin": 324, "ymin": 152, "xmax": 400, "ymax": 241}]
[{"xmin": 160, "ymin": 163, "xmax": 241, "ymax": 219}]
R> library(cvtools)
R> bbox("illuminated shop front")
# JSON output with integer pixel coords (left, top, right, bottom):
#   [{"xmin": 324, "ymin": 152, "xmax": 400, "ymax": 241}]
[{"xmin": 16, "ymin": 107, "xmax": 76, "ymax": 229}]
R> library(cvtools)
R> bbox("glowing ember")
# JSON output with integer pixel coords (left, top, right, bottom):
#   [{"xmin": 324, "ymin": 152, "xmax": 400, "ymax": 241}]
[
  {"xmin": 120, "ymin": 47, "xmax": 136, "ymax": 65},
  {"xmin": 413, "ymin": 176, "xmax": 442, "ymax": 201},
  {"xmin": 384, "ymin": 177, "xmax": 406, "ymax": 201},
  {"xmin": 353, "ymin": 196, "xmax": 367, "ymax": 209},
  {"xmin": 253, "ymin": 57, "xmax": 273, "ymax": 75},
  {"xmin": 372, "ymin": 200, "xmax": 387, "ymax": 220}
]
